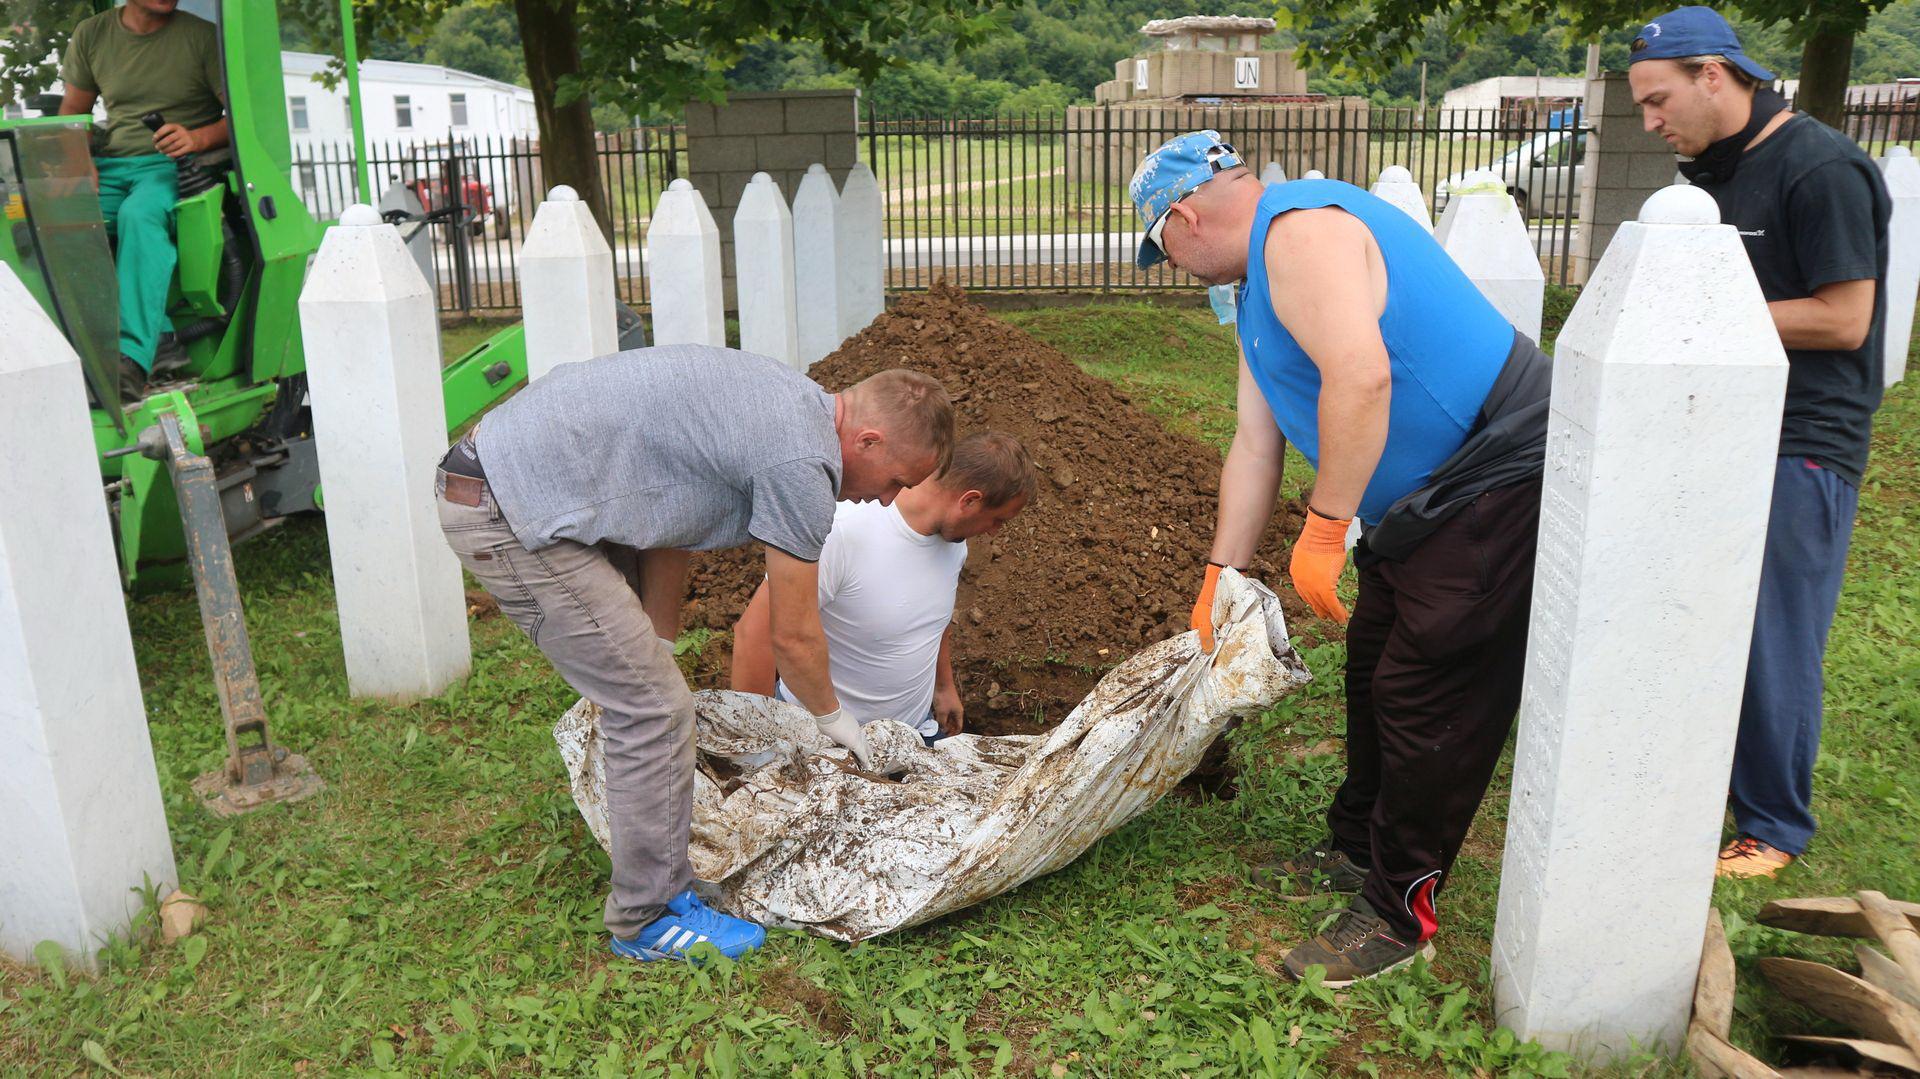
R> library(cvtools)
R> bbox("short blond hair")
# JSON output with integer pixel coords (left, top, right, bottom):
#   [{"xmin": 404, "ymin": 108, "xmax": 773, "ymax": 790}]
[
  {"xmin": 938, "ymin": 431, "xmax": 1036, "ymax": 508},
  {"xmin": 846, "ymin": 369, "xmax": 955, "ymax": 472}
]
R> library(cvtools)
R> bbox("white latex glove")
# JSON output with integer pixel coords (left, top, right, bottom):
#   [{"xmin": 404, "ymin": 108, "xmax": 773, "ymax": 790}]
[{"xmin": 813, "ymin": 708, "xmax": 874, "ymax": 771}]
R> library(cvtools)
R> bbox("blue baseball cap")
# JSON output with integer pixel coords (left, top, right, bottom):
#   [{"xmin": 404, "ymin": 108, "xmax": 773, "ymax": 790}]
[
  {"xmin": 1627, "ymin": 6, "xmax": 1775, "ymax": 84},
  {"xmin": 1129, "ymin": 130, "xmax": 1244, "ymax": 269}
]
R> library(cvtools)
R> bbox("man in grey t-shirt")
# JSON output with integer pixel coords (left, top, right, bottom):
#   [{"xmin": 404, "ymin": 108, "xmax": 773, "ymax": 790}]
[{"xmin": 437, "ymin": 344, "xmax": 953, "ymax": 961}]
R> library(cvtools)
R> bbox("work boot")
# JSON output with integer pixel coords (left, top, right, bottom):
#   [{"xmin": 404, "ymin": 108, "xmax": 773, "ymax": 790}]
[
  {"xmin": 1251, "ymin": 836, "xmax": 1369, "ymax": 901},
  {"xmin": 1716, "ymin": 836, "xmax": 1794, "ymax": 879},
  {"xmin": 119, "ymin": 354, "xmax": 148, "ymax": 402},
  {"xmin": 1282, "ymin": 896, "xmax": 1434, "ymax": 988}
]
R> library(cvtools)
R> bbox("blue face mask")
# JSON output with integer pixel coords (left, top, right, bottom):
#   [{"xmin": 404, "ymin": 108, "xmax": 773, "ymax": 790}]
[{"xmin": 1208, "ymin": 284, "xmax": 1238, "ymax": 325}]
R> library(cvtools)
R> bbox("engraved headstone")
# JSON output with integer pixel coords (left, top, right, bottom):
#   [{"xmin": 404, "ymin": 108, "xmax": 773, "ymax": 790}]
[
  {"xmin": 793, "ymin": 164, "xmax": 843, "ymax": 366},
  {"xmin": 734, "ymin": 173, "xmax": 801, "ymax": 369},
  {"xmin": 1490, "ymin": 185, "xmax": 1788, "ymax": 1061},
  {"xmin": 298, "ymin": 205, "xmax": 471, "ymax": 700},
  {"xmin": 1879, "ymin": 147, "xmax": 1919, "ymax": 386},
  {"xmin": 837, "ymin": 162, "xmax": 885, "ymax": 338},
  {"xmin": 1435, "ymin": 173, "xmax": 1544, "ymax": 341},
  {"xmin": 646, "ymin": 179, "xmax": 726, "ymax": 347},
  {"xmin": 0, "ymin": 264, "xmax": 177, "ymax": 967},
  {"xmin": 1370, "ymin": 165, "xmax": 1434, "ymax": 233},
  {"xmin": 521, "ymin": 185, "xmax": 617, "ymax": 381}
]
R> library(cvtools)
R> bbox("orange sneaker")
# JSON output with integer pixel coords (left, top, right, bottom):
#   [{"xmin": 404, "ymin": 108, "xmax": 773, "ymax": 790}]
[{"xmin": 1716, "ymin": 836, "xmax": 1794, "ymax": 879}]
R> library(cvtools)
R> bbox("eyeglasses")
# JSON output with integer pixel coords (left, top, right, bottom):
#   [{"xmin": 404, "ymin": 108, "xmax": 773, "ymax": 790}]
[
  {"xmin": 1146, "ymin": 190, "xmax": 1193, "ymax": 250},
  {"xmin": 1146, "ymin": 143, "xmax": 1236, "ymax": 251}
]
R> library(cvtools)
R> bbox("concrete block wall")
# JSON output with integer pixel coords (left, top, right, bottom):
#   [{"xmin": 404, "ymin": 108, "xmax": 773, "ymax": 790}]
[
  {"xmin": 685, "ymin": 90, "xmax": 861, "ymax": 310},
  {"xmin": 1571, "ymin": 73, "xmax": 1677, "ymax": 283}
]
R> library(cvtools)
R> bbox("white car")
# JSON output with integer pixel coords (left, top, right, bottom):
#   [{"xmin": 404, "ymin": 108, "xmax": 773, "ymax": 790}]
[{"xmin": 1436, "ymin": 128, "xmax": 1587, "ymax": 220}]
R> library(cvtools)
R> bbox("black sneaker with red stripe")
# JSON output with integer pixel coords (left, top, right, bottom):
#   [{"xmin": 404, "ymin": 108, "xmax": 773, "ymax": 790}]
[{"xmin": 1282, "ymin": 896, "xmax": 1435, "ymax": 987}]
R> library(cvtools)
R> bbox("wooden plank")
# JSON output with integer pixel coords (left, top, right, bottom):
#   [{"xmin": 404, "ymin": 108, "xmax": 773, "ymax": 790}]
[
  {"xmin": 1860, "ymin": 944, "xmax": 1920, "ymax": 1012},
  {"xmin": 1689, "ymin": 1022, "xmax": 1784, "ymax": 1079},
  {"xmin": 1784, "ymin": 1034, "xmax": 1920, "ymax": 1074},
  {"xmin": 1858, "ymin": 891, "xmax": 1920, "ymax": 990},
  {"xmin": 1698, "ymin": 907, "xmax": 1739, "ymax": 1038},
  {"xmin": 1759, "ymin": 897, "xmax": 1920, "ymax": 939},
  {"xmin": 1757, "ymin": 957, "xmax": 1920, "ymax": 1057}
]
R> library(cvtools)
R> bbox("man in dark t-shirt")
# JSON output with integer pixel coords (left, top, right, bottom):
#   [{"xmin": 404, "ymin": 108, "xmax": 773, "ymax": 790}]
[{"xmin": 1628, "ymin": 6, "xmax": 1891, "ymax": 879}]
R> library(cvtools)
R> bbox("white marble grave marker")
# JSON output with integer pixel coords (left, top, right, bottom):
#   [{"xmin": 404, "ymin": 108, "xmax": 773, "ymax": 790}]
[
  {"xmin": 1261, "ymin": 161, "xmax": 1287, "ymax": 185},
  {"xmin": 1880, "ymin": 147, "xmax": 1919, "ymax": 386},
  {"xmin": 838, "ymin": 162, "xmax": 885, "ymax": 338},
  {"xmin": 1436, "ymin": 172, "xmax": 1544, "ymax": 341},
  {"xmin": 298, "ymin": 205, "xmax": 471, "ymax": 700},
  {"xmin": 0, "ymin": 263, "xmax": 177, "ymax": 967},
  {"xmin": 734, "ymin": 172, "xmax": 801, "ymax": 369},
  {"xmin": 646, "ymin": 179, "xmax": 725, "ymax": 348},
  {"xmin": 1490, "ymin": 185, "xmax": 1789, "ymax": 1061},
  {"xmin": 1370, "ymin": 165, "xmax": 1434, "ymax": 233},
  {"xmin": 793, "ymin": 164, "xmax": 844, "ymax": 366},
  {"xmin": 522, "ymin": 185, "xmax": 617, "ymax": 381}
]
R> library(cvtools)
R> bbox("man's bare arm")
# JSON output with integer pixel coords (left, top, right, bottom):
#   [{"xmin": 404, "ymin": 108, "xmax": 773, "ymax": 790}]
[
  {"xmin": 730, "ymin": 580, "xmax": 777, "ymax": 695},
  {"xmin": 153, "ymin": 116, "xmax": 229, "ymax": 158},
  {"xmin": 57, "ymin": 87, "xmax": 97, "ymax": 116},
  {"xmin": 1768, "ymin": 279, "xmax": 1876, "ymax": 351},
  {"xmin": 932, "ymin": 623, "xmax": 963, "ymax": 734},
  {"xmin": 765, "ymin": 547, "xmax": 838, "ymax": 716},
  {"xmin": 1209, "ymin": 347, "xmax": 1287, "ymax": 569},
  {"xmin": 1264, "ymin": 209, "xmax": 1391, "ymax": 519}
]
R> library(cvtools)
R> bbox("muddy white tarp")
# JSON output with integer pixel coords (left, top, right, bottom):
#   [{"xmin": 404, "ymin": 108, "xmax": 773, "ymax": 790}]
[{"xmin": 554, "ymin": 569, "xmax": 1310, "ymax": 941}]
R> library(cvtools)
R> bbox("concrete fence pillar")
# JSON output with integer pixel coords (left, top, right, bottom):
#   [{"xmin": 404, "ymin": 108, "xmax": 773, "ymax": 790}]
[
  {"xmin": 298, "ymin": 205, "xmax": 471, "ymax": 701},
  {"xmin": 837, "ymin": 162, "xmax": 885, "ymax": 338},
  {"xmin": 1437, "ymin": 172, "xmax": 1545, "ymax": 341},
  {"xmin": 0, "ymin": 263, "xmax": 178, "ymax": 967},
  {"xmin": 1490, "ymin": 185, "xmax": 1789, "ymax": 1061},
  {"xmin": 521, "ymin": 185, "xmax": 618, "ymax": 380},
  {"xmin": 1261, "ymin": 161, "xmax": 1287, "ymax": 185},
  {"xmin": 1879, "ymin": 146, "xmax": 1919, "ymax": 386},
  {"xmin": 1370, "ymin": 165, "xmax": 1433, "ymax": 232},
  {"xmin": 645, "ymin": 178, "xmax": 726, "ymax": 348},
  {"xmin": 734, "ymin": 172, "xmax": 801, "ymax": 369},
  {"xmin": 793, "ymin": 164, "xmax": 843, "ymax": 367},
  {"xmin": 1571, "ymin": 72, "xmax": 1677, "ymax": 284}
]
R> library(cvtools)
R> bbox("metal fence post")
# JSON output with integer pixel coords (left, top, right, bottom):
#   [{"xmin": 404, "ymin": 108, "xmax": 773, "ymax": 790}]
[
  {"xmin": 1101, "ymin": 106, "xmax": 1112, "ymax": 292},
  {"xmin": 446, "ymin": 140, "xmax": 474, "ymax": 314}
]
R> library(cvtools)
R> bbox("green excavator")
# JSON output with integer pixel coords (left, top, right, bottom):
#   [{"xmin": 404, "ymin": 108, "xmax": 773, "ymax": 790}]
[{"xmin": 0, "ymin": 0, "xmax": 634, "ymax": 812}]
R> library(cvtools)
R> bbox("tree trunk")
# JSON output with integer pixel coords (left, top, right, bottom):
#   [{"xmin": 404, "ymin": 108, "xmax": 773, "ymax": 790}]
[
  {"xmin": 513, "ymin": 0, "xmax": 613, "ymax": 244},
  {"xmin": 1794, "ymin": 26, "xmax": 1854, "ymax": 130}
]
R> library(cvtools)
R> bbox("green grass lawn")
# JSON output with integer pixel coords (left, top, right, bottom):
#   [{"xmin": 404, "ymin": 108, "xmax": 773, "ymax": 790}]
[{"xmin": 3, "ymin": 295, "xmax": 1915, "ymax": 1076}]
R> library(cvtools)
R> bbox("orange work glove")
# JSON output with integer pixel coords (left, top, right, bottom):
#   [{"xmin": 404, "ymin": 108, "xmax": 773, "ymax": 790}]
[
  {"xmin": 1289, "ymin": 508, "xmax": 1352, "ymax": 624},
  {"xmin": 1190, "ymin": 561, "xmax": 1227, "ymax": 653}
]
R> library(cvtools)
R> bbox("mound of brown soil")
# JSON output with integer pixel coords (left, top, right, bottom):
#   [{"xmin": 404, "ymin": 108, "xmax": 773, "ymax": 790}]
[{"xmin": 683, "ymin": 283, "xmax": 1318, "ymax": 734}]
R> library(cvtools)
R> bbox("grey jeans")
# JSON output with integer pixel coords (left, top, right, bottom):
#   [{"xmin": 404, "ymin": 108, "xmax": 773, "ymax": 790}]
[{"xmin": 436, "ymin": 470, "xmax": 694, "ymax": 938}]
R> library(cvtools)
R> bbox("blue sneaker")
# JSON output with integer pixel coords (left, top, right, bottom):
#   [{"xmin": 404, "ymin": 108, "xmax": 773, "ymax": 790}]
[{"xmin": 610, "ymin": 890, "xmax": 766, "ymax": 962}]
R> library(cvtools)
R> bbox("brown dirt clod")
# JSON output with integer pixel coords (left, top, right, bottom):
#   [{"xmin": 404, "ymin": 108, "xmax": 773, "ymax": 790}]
[{"xmin": 683, "ymin": 283, "xmax": 1315, "ymax": 737}]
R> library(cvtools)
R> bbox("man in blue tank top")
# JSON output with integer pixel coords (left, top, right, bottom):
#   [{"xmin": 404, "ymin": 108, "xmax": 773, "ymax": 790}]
[{"xmin": 1132, "ymin": 132, "xmax": 1552, "ymax": 986}]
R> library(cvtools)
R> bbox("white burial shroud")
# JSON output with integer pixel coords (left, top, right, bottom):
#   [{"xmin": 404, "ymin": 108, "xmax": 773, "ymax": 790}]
[{"xmin": 555, "ymin": 570, "xmax": 1310, "ymax": 941}]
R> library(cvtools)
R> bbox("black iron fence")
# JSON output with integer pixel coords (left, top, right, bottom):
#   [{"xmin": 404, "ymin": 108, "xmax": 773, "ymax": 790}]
[
  {"xmin": 292, "ymin": 127, "xmax": 685, "ymax": 314},
  {"xmin": 288, "ymin": 91, "xmax": 1913, "ymax": 315}
]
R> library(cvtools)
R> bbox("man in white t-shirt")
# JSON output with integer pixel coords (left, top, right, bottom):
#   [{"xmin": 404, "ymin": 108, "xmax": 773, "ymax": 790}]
[{"xmin": 731, "ymin": 432, "xmax": 1036, "ymax": 743}]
